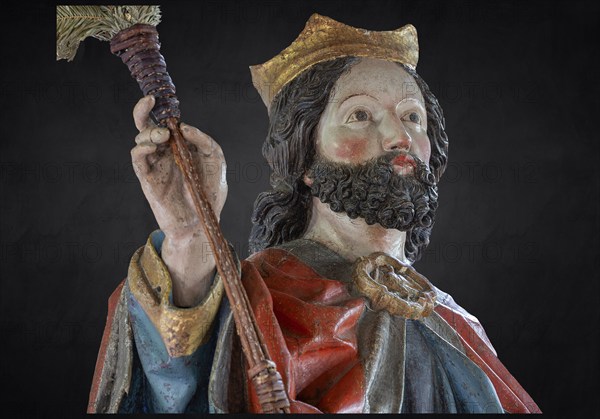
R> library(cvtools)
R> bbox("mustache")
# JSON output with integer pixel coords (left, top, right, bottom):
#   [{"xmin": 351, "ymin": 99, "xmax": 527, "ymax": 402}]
[{"xmin": 309, "ymin": 151, "xmax": 436, "ymax": 187}]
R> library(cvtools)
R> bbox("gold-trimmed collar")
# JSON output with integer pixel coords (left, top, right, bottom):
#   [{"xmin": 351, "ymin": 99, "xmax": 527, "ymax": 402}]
[{"xmin": 127, "ymin": 234, "xmax": 225, "ymax": 357}]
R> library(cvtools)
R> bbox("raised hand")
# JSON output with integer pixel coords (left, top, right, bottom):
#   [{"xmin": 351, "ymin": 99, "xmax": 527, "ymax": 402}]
[
  {"xmin": 131, "ymin": 95, "xmax": 228, "ymax": 242},
  {"xmin": 130, "ymin": 95, "xmax": 228, "ymax": 306}
]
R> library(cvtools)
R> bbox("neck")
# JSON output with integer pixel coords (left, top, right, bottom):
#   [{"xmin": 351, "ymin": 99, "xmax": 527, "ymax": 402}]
[{"xmin": 302, "ymin": 198, "xmax": 409, "ymax": 263}]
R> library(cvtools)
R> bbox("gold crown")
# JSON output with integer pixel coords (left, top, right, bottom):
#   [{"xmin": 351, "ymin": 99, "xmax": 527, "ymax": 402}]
[{"xmin": 250, "ymin": 13, "xmax": 419, "ymax": 110}]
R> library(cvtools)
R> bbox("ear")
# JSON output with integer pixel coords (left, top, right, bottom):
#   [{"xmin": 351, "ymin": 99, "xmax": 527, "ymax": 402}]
[{"xmin": 303, "ymin": 172, "xmax": 314, "ymax": 187}]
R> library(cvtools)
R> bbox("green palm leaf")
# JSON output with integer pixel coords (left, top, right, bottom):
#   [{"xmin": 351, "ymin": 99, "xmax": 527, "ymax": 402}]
[{"xmin": 56, "ymin": 5, "xmax": 161, "ymax": 61}]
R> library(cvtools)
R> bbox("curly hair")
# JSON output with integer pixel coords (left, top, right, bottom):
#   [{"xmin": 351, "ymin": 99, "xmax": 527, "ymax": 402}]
[{"xmin": 249, "ymin": 57, "xmax": 449, "ymax": 263}]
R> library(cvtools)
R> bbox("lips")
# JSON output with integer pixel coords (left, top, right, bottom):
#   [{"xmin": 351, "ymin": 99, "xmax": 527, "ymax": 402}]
[{"xmin": 391, "ymin": 154, "xmax": 416, "ymax": 175}]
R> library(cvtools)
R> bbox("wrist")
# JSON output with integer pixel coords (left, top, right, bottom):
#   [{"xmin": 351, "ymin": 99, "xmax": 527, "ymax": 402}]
[
  {"xmin": 163, "ymin": 227, "xmax": 205, "ymax": 247},
  {"xmin": 162, "ymin": 230, "xmax": 217, "ymax": 307},
  {"xmin": 164, "ymin": 231, "xmax": 216, "ymax": 261}
]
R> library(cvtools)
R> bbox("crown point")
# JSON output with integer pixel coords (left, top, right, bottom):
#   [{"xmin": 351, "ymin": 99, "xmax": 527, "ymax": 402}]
[{"xmin": 251, "ymin": 14, "xmax": 421, "ymax": 110}]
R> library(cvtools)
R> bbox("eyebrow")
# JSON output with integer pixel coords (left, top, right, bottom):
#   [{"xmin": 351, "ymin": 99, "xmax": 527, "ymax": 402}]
[
  {"xmin": 337, "ymin": 93, "xmax": 425, "ymax": 110},
  {"xmin": 338, "ymin": 93, "xmax": 379, "ymax": 108},
  {"xmin": 397, "ymin": 97, "xmax": 426, "ymax": 109}
]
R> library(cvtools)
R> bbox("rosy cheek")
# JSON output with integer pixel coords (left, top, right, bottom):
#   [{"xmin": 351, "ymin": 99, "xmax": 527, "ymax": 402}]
[
  {"xmin": 413, "ymin": 136, "xmax": 431, "ymax": 166},
  {"xmin": 330, "ymin": 138, "xmax": 369, "ymax": 161}
]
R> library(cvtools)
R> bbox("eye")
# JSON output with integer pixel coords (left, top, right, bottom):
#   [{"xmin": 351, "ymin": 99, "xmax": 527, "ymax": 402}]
[
  {"xmin": 406, "ymin": 112, "xmax": 421, "ymax": 124},
  {"xmin": 346, "ymin": 109, "xmax": 371, "ymax": 124}
]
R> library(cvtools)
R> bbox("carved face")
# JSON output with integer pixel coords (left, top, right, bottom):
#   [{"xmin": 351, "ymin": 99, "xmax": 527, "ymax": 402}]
[
  {"xmin": 304, "ymin": 57, "xmax": 439, "ymax": 252},
  {"xmin": 314, "ymin": 58, "xmax": 431, "ymax": 174}
]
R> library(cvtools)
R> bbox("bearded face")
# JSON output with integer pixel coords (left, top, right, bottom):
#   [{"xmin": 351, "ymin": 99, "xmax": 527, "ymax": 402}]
[
  {"xmin": 307, "ymin": 152, "xmax": 438, "ymax": 233},
  {"xmin": 250, "ymin": 56, "xmax": 448, "ymax": 263}
]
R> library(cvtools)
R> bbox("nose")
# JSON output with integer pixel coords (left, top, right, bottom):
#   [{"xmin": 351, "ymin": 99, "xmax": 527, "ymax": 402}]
[{"xmin": 380, "ymin": 114, "xmax": 411, "ymax": 152}]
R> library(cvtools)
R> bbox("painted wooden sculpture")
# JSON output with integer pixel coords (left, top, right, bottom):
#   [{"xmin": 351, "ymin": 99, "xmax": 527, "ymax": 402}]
[{"xmin": 63, "ymin": 8, "xmax": 541, "ymax": 414}]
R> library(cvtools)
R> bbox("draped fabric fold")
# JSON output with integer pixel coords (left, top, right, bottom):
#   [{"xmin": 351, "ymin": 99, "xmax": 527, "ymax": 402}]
[
  {"xmin": 242, "ymin": 249, "xmax": 366, "ymax": 413},
  {"xmin": 89, "ymin": 236, "xmax": 541, "ymax": 414}
]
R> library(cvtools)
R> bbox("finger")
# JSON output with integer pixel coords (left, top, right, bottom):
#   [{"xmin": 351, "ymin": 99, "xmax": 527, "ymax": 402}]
[
  {"xmin": 131, "ymin": 142, "xmax": 157, "ymax": 175},
  {"xmin": 133, "ymin": 95, "xmax": 156, "ymax": 132},
  {"xmin": 180, "ymin": 123, "xmax": 215, "ymax": 156},
  {"xmin": 135, "ymin": 127, "xmax": 170, "ymax": 145}
]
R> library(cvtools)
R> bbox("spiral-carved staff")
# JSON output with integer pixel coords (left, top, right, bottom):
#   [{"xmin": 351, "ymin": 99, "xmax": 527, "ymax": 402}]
[{"xmin": 56, "ymin": 5, "xmax": 290, "ymax": 414}]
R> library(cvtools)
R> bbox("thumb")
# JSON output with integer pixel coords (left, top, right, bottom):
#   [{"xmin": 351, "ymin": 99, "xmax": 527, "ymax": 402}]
[{"xmin": 133, "ymin": 95, "xmax": 156, "ymax": 132}]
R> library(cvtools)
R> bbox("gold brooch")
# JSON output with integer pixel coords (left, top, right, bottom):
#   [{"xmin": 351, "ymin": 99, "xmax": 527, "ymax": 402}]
[{"xmin": 353, "ymin": 252, "xmax": 436, "ymax": 319}]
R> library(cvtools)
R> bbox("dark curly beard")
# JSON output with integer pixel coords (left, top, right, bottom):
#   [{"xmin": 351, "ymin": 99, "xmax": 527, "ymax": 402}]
[{"xmin": 307, "ymin": 152, "xmax": 439, "ymax": 232}]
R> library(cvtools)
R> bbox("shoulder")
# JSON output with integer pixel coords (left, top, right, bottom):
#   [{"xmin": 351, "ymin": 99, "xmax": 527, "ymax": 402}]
[
  {"xmin": 433, "ymin": 286, "xmax": 481, "ymax": 324},
  {"xmin": 244, "ymin": 245, "xmax": 317, "ymax": 278},
  {"xmin": 432, "ymin": 285, "xmax": 497, "ymax": 356}
]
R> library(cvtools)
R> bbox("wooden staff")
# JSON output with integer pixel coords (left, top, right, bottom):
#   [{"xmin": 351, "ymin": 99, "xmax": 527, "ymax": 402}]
[{"xmin": 56, "ymin": 6, "xmax": 289, "ymax": 413}]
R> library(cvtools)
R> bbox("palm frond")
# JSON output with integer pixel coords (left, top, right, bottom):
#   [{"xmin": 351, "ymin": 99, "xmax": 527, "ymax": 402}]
[{"xmin": 56, "ymin": 5, "xmax": 161, "ymax": 61}]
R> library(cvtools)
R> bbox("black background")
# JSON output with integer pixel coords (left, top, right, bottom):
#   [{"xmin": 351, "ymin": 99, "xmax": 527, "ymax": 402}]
[{"xmin": 0, "ymin": 0, "xmax": 598, "ymax": 416}]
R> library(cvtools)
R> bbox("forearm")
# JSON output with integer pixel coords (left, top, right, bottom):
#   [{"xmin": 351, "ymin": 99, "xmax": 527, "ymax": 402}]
[
  {"xmin": 162, "ymin": 231, "xmax": 217, "ymax": 307},
  {"xmin": 127, "ymin": 283, "xmax": 205, "ymax": 413},
  {"xmin": 117, "ymin": 232, "xmax": 226, "ymax": 412}
]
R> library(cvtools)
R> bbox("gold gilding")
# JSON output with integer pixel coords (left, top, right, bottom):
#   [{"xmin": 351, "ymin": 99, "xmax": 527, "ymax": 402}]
[
  {"xmin": 128, "ymin": 235, "xmax": 224, "ymax": 357},
  {"xmin": 250, "ymin": 13, "xmax": 419, "ymax": 109},
  {"xmin": 353, "ymin": 252, "xmax": 436, "ymax": 320}
]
